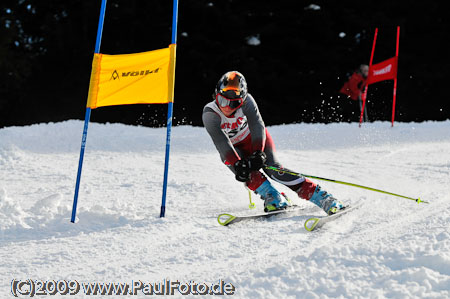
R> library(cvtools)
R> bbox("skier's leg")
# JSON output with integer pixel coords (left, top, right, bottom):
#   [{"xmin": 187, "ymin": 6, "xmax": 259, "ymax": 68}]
[
  {"xmin": 263, "ymin": 132, "xmax": 344, "ymax": 215},
  {"xmin": 222, "ymin": 146, "xmax": 288, "ymax": 211}
]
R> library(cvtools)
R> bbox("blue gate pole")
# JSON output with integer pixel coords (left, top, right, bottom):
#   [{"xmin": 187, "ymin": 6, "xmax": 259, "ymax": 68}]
[
  {"xmin": 71, "ymin": 0, "xmax": 108, "ymax": 223},
  {"xmin": 160, "ymin": 0, "xmax": 179, "ymax": 217}
]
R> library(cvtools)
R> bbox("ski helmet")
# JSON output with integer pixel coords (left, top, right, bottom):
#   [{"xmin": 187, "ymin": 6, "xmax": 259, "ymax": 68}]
[{"xmin": 214, "ymin": 71, "xmax": 248, "ymax": 105}]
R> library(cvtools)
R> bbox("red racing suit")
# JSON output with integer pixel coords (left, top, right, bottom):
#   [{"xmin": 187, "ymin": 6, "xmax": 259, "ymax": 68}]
[
  {"xmin": 202, "ymin": 94, "xmax": 317, "ymax": 199},
  {"xmin": 339, "ymin": 72, "xmax": 367, "ymax": 100}
]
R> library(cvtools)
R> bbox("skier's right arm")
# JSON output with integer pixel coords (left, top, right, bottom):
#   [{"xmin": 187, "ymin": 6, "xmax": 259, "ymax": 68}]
[{"xmin": 202, "ymin": 109, "xmax": 241, "ymax": 165}]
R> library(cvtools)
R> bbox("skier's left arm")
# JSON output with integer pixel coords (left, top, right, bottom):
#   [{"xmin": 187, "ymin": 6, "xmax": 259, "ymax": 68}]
[{"xmin": 242, "ymin": 94, "xmax": 266, "ymax": 152}]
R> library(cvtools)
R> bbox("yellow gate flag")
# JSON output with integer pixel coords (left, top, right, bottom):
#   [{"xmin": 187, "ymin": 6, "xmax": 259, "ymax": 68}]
[{"xmin": 86, "ymin": 44, "xmax": 176, "ymax": 109}]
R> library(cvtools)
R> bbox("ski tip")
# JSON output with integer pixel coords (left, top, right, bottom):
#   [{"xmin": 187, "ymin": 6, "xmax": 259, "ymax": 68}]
[
  {"xmin": 304, "ymin": 217, "xmax": 320, "ymax": 232},
  {"xmin": 217, "ymin": 213, "xmax": 236, "ymax": 226}
]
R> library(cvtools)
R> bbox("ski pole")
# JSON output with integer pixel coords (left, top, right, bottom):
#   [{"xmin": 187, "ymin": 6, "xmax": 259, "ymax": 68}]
[{"xmin": 265, "ymin": 165, "xmax": 428, "ymax": 204}]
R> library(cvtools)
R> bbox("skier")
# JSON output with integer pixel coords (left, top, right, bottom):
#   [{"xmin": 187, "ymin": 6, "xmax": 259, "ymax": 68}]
[
  {"xmin": 202, "ymin": 71, "xmax": 344, "ymax": 214},
  {"xmin": 339, "ymin": 64, "xmax": 368, "ymax": 101},
  {"xmin": 339, "ymin": 64, "xmax": 369, "ymax": 121}
]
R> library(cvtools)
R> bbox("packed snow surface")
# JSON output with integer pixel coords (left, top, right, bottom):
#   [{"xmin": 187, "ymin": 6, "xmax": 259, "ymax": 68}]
[{"xmin": 1, "ymin": 120, "xmax": 449, "ymax": 298}]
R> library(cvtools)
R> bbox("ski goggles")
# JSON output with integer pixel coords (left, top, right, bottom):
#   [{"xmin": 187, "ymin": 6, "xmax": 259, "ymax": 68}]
[{"xmin": 215, "ymin": 91, "xmax": 244, "ymax": 109}]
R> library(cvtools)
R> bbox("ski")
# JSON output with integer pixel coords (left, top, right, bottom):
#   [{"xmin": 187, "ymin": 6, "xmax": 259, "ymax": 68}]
[
  {"xmin": 304, "ymin": 203, "xmax": 362, "ymax": 232},
  {"xmin": 217, "ymin": 205, "xmax": 305, "ymax": 226}
]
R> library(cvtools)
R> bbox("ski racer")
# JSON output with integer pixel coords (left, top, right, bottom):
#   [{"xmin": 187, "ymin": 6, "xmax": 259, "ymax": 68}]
[
  {"xmin": 339, "ymin": 64, "xmax": 369, "ymax": 101},
  {"xmin": 202, "ymin": 71, "xmax": 345, "ymax": 214}
]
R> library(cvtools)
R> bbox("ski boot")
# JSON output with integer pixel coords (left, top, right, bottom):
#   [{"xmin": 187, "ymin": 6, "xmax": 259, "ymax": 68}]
[
  {"xmin": 255, "ymin": 180, "xmax": 289, "ymax": 212},
  {"xmin": 309, "ymin": 185, "xmax": 344, "ymax": 215}
]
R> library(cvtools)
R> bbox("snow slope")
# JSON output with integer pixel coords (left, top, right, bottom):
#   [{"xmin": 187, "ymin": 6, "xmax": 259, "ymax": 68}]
[{"xmin": 1, "ymin": 120, "xmax": 449, "ymax": 298}]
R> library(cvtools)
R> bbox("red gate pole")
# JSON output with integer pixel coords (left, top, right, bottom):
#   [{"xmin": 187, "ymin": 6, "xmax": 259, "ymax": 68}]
[
  {"xmin": 359, "ymin": 28, "xmax": 378, "ymax": 127},
  {"xmin": 391, "ymin": 26, "xmax": 400, "ymax": 127}
]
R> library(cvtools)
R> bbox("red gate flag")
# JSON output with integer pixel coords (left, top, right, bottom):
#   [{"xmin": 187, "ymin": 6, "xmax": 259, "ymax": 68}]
[{"xmin": 366, "ymin": 56, "xmax": 398, "ymax": 85}]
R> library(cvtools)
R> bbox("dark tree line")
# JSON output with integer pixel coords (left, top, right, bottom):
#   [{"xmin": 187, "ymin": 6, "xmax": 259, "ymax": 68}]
[{"xmin": 1, "ymin": 0, "xmax": 448, "ymax": 128}]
